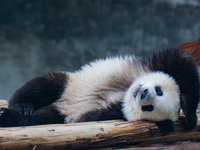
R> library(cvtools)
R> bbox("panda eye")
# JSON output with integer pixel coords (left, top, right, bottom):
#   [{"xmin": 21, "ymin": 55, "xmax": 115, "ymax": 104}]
[{"xmin": 155, "ymin": 86, "xmax": 163, "ymax": 96}]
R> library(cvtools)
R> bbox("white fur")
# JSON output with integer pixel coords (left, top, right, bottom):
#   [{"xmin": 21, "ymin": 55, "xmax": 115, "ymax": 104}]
[
  {"xmin": 55, "ymin": 56, "xmax": 147, "ymax": 123},
  {"xmin": 122, "ymin": 72, "xmax": 180, "ymax": 122}
]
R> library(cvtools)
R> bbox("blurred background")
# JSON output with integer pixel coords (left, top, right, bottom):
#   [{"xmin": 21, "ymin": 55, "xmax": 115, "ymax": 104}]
[{"xmin": 0, "ymin": 0, "xmax": 200, "ymax": 100}]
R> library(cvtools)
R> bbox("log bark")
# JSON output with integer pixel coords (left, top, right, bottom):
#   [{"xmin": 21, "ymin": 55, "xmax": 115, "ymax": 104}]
[
  {"xmin": 0, "ymin": 100, "xmax": 200, "ymax": 150},
  {"xmin": 0, "ymin": 99, "xmax": 8, "ymax": 108}
]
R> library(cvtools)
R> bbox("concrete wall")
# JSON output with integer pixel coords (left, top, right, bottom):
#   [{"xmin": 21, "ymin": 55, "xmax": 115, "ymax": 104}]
[{"xmin": 0, "ymin": 0, "xmax": 200, "ymax": 100}]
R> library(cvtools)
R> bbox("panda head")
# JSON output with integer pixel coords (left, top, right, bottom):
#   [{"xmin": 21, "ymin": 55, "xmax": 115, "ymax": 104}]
[{"xmin": 122, "ymin": 72, "xmax": 180, "ymax": 122}]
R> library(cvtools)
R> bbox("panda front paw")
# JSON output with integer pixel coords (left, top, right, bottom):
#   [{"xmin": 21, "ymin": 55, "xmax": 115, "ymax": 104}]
[
  {"xmin": 185, "ymin": 114, "xmax": 197, "ymax": 130},
  {"xmin": 0, "ymin": 108, "xmax": 10, "ymax": 118},
  {"xmin": 0, "ymin": 108, "xmax": 12, "ymax": 127},
  {"xmin": 156, "ymin": 119, "xmax": 174, "ymax": 134},
  {"xmin": 9, "ymin": 103, "xmax": 34, "ymax": 115},
  {"xmin": 0, "ymin": 108, "xmax": 20, "ymax": 127}
]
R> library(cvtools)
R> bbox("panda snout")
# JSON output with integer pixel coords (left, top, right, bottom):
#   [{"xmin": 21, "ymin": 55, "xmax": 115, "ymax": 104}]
[
  {"xmin": 133, "ymin": 85, "xmax": 150, "ymax": 100},
  {"xmin": 141, "ymin": 89, "xmax": 148, "ymax": 100}
]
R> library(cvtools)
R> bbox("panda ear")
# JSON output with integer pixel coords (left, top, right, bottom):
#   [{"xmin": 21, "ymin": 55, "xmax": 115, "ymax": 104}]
[{"xmin": 155, "ymin": 119, "xmax": 174, "ymax": 134}]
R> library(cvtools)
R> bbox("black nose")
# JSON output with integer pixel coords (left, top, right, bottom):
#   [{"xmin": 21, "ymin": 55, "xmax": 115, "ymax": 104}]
[{"xmin": 141, "ymin": 89, "xmax": 148, "ymax": 99}]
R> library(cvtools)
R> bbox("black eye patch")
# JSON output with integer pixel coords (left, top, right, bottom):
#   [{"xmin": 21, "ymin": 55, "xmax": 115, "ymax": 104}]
[
  {"xmin": 141, "ymin": 105, "xmax": 154, "ymax": 112},
  {"xmin": 155, "ymin": 86, "xmax": 163, "ymax": 96}
]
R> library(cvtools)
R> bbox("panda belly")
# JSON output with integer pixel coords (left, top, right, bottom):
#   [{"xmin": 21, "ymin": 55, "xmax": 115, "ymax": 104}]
[{"xmin": 55, "ymin": 56, "xmax": 147, "ymax": 123}]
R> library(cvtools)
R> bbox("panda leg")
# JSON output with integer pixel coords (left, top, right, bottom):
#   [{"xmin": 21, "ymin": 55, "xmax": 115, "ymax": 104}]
[
  {"xmin": 8, "ymin": 72, "xmax": 68, "ymax": 114},
  {"xmin": 0, "ymin": 105, "xmax": 65, "ymax": 127},
  {"xmin": 77, "ymin": 102, "xmax": 126, "ymax": 122},
  {"xmin": 181, "ymin": 100, "xmax": 198, "ymax": 130}
]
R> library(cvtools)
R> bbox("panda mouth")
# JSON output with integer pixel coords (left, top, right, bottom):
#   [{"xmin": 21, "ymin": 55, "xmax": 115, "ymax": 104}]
[{"xmin": 141, "ymin": 105, "xmax": 154, "ymax": 112}]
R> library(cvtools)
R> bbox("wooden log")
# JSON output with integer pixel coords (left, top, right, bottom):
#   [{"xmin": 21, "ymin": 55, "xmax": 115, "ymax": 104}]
[
  {"xmin": 0, "ymin": 100, "xmax": 200, "ymax": 150},
  {"xmin": 0, "ymin": 100, "xmax": 8, "ymax": 108}
]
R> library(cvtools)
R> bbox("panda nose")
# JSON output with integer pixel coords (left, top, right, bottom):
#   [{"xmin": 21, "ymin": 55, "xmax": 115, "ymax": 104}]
[{"xmin": 141, "ymin": 89, "xmax": 148, "ymax": 100}]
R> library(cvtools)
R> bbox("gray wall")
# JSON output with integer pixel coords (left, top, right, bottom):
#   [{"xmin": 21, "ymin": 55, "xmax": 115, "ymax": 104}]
[{"xmin": 0, "ymin": 0, "xmax": 200, "ymax": 100}]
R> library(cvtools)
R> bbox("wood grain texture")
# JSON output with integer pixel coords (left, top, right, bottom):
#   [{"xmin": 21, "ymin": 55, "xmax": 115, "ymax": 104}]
[
  {"xmin": 0, "ymin": 100, "xmax": 200, "ymax": 150},
  {"xmin": 0, "ymin": 100, "xmax": 8, "ymax": 108}
]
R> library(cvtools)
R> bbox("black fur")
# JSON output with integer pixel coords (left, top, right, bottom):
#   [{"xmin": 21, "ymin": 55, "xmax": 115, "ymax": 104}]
[
  {"xmin": 9, "ymin": 72, "xmax": 67, "ymax": 113},
  {"xmin": 141, "ymin": 105, "xmax": 154, "ymax": 112},
  {"xmin": 0, "ymin": 105, "xmax": 64, "ymax": 127},
  {"xmin": 156, "ymin": 119, "xmax": 174, "ymax": 134},
  {"xmin": 77, "ymin": 102, "xmax": 126, "ymax": 122},
  {"xmin": 0, "ymin": 72, "xmax": 67, "ymax": 126},
  {"xmin": 147, "ymin": 49, "xmax": 200, "ymax": 130}
]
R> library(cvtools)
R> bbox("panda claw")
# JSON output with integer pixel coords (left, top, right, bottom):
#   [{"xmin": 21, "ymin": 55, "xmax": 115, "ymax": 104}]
[
  {"xmin": 0, "ymin": 108, "xmax": 6, "ymax": 114},
  {"xmin": 0, "ymin": 110, "xmax": 4, "ymax": 114},
  {"xmin": 9, "ymin": 103, "xmax": 34, "ymax": 115},
  {"xmin": 0, "ymin": 108, "xmax": 9, "ymax": 123}
]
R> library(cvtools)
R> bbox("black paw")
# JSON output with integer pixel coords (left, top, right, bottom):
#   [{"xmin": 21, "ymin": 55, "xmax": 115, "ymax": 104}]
[
  {"xmin": 0, "ymin": 108, "xmax": 10, "ymax": 119},
  {"xmin": 0, "ymin": 108, "xmax": 12, "ymax": 127},
  {"xmin": 9, "ymin": 103, "xmax": 34, "ymax": 115},
  {"xmin": 185, "ymin": 114, "xmax": 197, "ymax": 130},
  {"xmin": 0, "ymin": 108, "xmax": 20, "ymax": 127},
  {"xmin": 156, "ymin": 119, "xmax": 174, "ymax": 135}
]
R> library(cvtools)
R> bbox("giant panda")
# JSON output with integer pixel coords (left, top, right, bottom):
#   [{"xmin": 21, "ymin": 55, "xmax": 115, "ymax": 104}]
[{"xmin": 0, "ymin": 48, "xmax": 199, "ymax": 134}]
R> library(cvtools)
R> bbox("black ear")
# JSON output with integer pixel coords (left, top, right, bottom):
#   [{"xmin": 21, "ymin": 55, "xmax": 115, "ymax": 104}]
[
  {"xmin": 156, "ymin": 119, "xmax": 174, "ymax": 134},
  {"xmin": 147, "ymin": 49, "xmax": 200, "ymax": 130}
]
